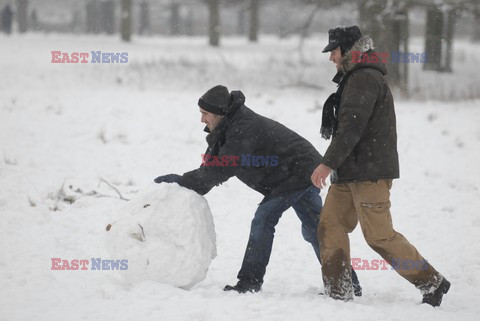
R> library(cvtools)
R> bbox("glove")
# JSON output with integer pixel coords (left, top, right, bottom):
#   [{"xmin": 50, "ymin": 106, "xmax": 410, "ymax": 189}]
[{"xmin": 154, "ymin": 174, "xmax": 182, "ymax": 184}]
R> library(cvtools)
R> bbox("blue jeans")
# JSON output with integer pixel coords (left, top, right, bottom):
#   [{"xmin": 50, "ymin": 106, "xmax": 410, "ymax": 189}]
[{"xmin": 237, "ymin": 185, "xmax": 322, "ymax": 286}]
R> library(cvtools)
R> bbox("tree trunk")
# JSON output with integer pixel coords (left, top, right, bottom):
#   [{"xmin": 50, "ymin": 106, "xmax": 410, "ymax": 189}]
[
  {"xmin": 359, "ymin": 0, "xmax": 409, "ymax": 93},
  {"xmin": 16, "ymin": 0, "xmax": 29, "ymax": 33},
  {"xmin": 71, "ymin": 9, "xmax": 81, "ymax": 34},
  {"xmin": 400, "ymin": 9, "xmax": 409, "ymax": 97},
  {"xmin": 86, "ymin": 0, "xmax": 100, "ymax": 34},
  {"xmin": 185, "ymin": 5, "xmax": 194, "ymax": 36},
  {"xmin": 170, "ymin": 2, "xmax": 180, "ymax": 35},
  {"xmin": 121, "ymin": 0, "xmax": 132, "ymax": 42},
  {"xmin": 100, "ymin": 0, "xmax": 115, "ymax": 35},
  {"xmin": 237, "ymin": 6, "xmax": 246, "ymax": 35},
  {"xmin": 208, "ymin": 0, "xmax": 220, "ymax": 47},
  {"xmin": 424, "ymin": 4, "xmax": 455, "ymax": 72},
  {"xmin": 277, "ymin": 3, "xmax": 288, "ymax": 38},
  {"xmin": 384, "ymin": 7, "xmax": 409, "ymax": 94},
  {"xmin": 139, "ymin": 0, "xmax": 150, "ymax": 35},
  {"xmin": 385, "ymin": 15, "xmax": 401, "ymax": 89},
  {"xmin": 474, "ymin": 6, "xmax": 480, "ymax": 42},
  {"xmin": 358, "ymin": 0, "xmax": 387, "ymax": 51},
  {"xmin": 423, "ymin": 5, "xmax": 443, "ymax": 71},
  {"xmin": 30, "ymin": 9, "xmax": 39, "ymax": 31},
  {"xmin": 443, "ymin": 7, "xmax": 456, "ymax": 72},
  {"xmin": 248, "ymin": 0, "xmax": 259, "ymax": 42}
]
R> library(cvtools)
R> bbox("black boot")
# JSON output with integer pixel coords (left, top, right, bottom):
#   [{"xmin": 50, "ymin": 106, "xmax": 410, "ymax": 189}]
[
  {"xmin": 224, "ymin": 281, "xmax": 261, "ymax": 294},
  {"xmin": 351, "ymin": 268, "xmax": 362, "ymax": 297},
  {"xmin": 353, "ymin": 283, "xmax": 362, "ymax": 297},
  {"xmin": 422, "ymin": 278, "xmax": 451, "ymax": 307}
]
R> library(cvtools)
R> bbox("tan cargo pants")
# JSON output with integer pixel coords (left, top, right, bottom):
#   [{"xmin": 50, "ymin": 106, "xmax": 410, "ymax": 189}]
[{"xmin": 318, "ymin": 179, "xmax": 443, "ymax": 300}]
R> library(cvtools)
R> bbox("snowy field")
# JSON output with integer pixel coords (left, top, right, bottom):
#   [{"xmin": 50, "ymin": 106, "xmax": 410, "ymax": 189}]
[{"xmin": 1, "ymin": 33, "xmax": 480, "ymax": 321}]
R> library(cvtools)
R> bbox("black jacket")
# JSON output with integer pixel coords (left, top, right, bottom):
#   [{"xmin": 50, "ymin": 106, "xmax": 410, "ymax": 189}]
[
  {"xmin": 323, "ymin": 36, "xmax": 400, "ymax": 183},
  {"xmin": 177, "ymin": 91, "xmax": 323, "ymax": 199}
]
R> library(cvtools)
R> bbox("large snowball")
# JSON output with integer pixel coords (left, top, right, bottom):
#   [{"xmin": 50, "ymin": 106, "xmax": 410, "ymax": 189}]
[{"xmin": 105, "ymin": 183, "xmax": 216, "ymax": 289}]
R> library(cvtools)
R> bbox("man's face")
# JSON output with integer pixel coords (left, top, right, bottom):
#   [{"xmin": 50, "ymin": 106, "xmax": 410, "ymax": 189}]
[
  {"xmin": 200, "ymin": 108, "xmax": 223, "ymax": 131},
  {"xmin": 329, "ymin": 47, "xmax": 343, "ymax": 71}
]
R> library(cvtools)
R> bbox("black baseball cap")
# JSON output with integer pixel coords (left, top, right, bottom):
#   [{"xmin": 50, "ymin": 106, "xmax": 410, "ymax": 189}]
[{"xmin": 322, "ymin": 25, "xmax": 362, "ymax": 54}]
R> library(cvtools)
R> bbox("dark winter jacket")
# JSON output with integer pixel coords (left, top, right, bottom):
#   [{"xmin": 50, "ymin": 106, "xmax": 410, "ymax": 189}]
[
  {"xmin": 323, "ymin": 36, "xmax": 400, "ymax": 183},
  {"xmin": 177, "ymin": 91, "xmax": 323, "ymax": 199}
]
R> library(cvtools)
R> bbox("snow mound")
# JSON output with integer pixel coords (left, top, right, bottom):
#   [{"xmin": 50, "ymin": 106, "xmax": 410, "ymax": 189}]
[{"xmin": 105, "ymin": 183, "xmax": 216, "ymax": 289}]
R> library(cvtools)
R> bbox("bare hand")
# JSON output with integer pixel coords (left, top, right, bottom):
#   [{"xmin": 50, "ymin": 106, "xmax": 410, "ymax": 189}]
[{"xmin": 311, "ymin": 164, "xmax": 332, "ymax": 188}]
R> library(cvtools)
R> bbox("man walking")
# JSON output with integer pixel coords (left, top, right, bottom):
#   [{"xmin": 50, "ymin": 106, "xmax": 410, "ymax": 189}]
[
  {"xmin": 155, "ymin": 85, "xmax": 361, "ymax": 294},
  {"xmin": 311, "ymin": 26, "xmax": 450, "ymax": 307}
]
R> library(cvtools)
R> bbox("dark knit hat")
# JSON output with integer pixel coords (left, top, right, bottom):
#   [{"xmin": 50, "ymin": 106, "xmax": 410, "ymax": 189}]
[
  {"xmin": 198, "ymin": 85, "xmax": 231, "ymax": 115},
  {"xmin": 322, "ymin": 25, "xmax": 362, "ymax": 55}
]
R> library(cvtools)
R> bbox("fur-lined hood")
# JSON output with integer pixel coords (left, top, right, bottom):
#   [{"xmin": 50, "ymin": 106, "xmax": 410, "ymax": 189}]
[{"xmin": 341, "ymin": 36, "xmax": 387, "ymax": 75}]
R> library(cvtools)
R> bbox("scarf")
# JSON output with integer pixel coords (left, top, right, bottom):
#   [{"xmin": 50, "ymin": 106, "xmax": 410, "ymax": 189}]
[{"xmin": 320, "ymin": 72, "xmax": 350, "ymax": 140}]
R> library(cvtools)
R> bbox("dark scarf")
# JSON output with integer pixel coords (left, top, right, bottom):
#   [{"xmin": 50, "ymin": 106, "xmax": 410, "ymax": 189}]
[{"xmin": 320, "ymin": 71, "xmax": 350, "ymax": 140}]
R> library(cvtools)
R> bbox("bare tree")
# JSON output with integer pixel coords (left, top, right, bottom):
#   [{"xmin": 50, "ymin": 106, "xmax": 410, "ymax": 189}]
[
  {"xmin": 1, "ymin": 4, "xmax": 14, "ymax": 34},
  {"xmin": 293, "ymin": 0, "xmax": 349, "ymax": 62},
  {"xmin": 424, "ymin": 4, "xmax": 443, "ymax": 71},
  {"xmin": 139, "ymin": 0, "xmax": 151, "ymax": 35},
  {"xmin": 358, "ymin": 0, "xmax": 411, "ymax": 93},
  {"xmin": 248, "ymin": 0, "xmax": 259, "ymax": 42},
  {"xmin": 185, "ymin": 4, "xmax": 195, "ymax": 35},
  {"xmin": 201, "ymin": 0, "xmax": 259, "ymax": 46},
  {"xmin": 170, "ymin": 0, "xmax": 181, "ymax": 35},
  {"xmin": 86, "ymin": 0, "xmax": 101, "ymax": 34},
  {"xmin": 237, "ymin": 3, "xmax": 246, "ymax": 35},
  {"xmin": 293, "ymin": 0, "xmax": 345, "ymax": 39},
  {"xmin": 100, "ymin": 0, "xmax": 116, "ymax": 35},
  {"xmin": 30, "ymin": 9, "xmax": 39, "ymax": 31},
  {"xmin": 121, "ymin": 0, "xmax": 133, "ymax": 42},
  {"xmin": 443, "ymin": 6, "xmax": 456, "ymax": 72},
  {"xmin": 16, "ymin": 0, "xmax": 29, "ymax": 33},
  {"xmin": 423, "ymin": 1, "xmax": 457, "ymax": 72},
  {"xmin": 207, "ymin": 0, "xmax": 220, "ymax": 46},
  {"xmin": 358, "ymin": 0, "xmax": 386, "ymax": 49},
  {"xmin": 454, "ymin": 0, "xmax": 480, "ymax": 41},
  {"xmin": 383, "ymin": 3, "xmax": 409, "ymax": 93},
  {"xmin": 474, "ymin": 4, "xmax": 480, "ymax": 41}
]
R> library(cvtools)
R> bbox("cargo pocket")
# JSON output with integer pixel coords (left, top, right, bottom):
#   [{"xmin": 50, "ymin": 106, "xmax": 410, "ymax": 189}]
[{"xmin": 359, "ymin": 201, "xmax": 395, "ymax": 241}]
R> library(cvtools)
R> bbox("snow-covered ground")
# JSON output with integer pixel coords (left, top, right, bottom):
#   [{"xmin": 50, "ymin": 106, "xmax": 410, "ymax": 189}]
[{"xmin": 1, "ymin": 33, "xmax": 480, "ymax": 321}]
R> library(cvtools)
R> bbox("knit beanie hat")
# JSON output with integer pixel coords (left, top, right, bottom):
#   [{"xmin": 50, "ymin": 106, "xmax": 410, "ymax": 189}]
[{"xmin": 198, "ymin": 85, "xmax": 231, "ymax": 115}]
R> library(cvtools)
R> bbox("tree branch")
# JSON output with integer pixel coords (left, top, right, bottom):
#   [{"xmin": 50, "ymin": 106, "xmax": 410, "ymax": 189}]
[{"xmin": 98, "ymin": 177, "xmax": 129, "ymax": 201}]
